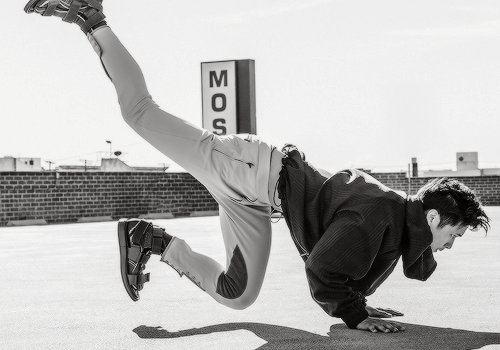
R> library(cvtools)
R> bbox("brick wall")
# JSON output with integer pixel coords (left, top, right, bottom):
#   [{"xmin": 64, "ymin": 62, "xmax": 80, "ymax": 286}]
[
  {"xmin": 1, "ymin": 171, "xmax": 499, "ymax": 226},
  {"xmin": 0, "ymin": 172, "xmax": 218, "ymax": 226},
  {"xmin": 370, "ymin": 172, "xmax": 500, "ymax": 206}
]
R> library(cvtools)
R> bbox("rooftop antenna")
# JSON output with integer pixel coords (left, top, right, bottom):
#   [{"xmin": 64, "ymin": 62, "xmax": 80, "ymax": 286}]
[
  {"xmin": 45, "ymin": 160, "xmax": 55, "ymax": 171},
  {"xmin": 80, "ymin": 159, "xmax": 92, "ymax": 172}
]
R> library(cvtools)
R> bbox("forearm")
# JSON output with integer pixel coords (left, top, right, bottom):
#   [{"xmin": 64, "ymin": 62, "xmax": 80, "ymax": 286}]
[{"xmin": 306, "ymin": 270, "xmax": 369, "ymax": 328}]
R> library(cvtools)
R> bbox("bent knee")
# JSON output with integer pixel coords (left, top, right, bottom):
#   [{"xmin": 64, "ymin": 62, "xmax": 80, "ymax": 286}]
[
  {"xmin": 215, "ymin": 245, "xmax": 260, "ymax": 310},
  {"xmin": 216, "ymin": 246, "xmax": 248, "ymax": 299},
  {"xmin": 228, "ymin": 294, "xmax": 258, "ymax": 310},
  {"xmin": 214, "ymin": 271, "xmax": 258, "ymax": 310}
]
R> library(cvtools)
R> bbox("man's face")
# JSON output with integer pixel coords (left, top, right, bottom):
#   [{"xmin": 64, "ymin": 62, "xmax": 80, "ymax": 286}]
[
  {"xmin": 430, "ymin": 223, "xmax": 467, "ymax": 252},
  {"xmin": 427, "ymin": 210, "xmax": 467, "ymax": 252}
]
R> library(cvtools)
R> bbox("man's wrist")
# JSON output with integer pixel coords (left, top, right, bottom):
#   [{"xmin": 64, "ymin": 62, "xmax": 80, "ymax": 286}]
[{"xmin": 341, "ymin": 305, "xmax": 369, "ymax": 329}]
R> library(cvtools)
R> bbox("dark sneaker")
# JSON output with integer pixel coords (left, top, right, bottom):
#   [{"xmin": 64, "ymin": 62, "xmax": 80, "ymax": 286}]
[
  {"xmin": 24, "ymin": 0, "xmax": 106, "ymax": 33},
  {"xmin": 117, "ymin": 218, "xmax": 172, "ymax": 301}
]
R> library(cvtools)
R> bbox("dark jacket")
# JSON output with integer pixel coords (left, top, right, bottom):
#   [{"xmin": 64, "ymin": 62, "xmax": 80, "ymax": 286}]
[{"xmin": 277, "ymin": 145, "xmax": 437, "ymax": 329}]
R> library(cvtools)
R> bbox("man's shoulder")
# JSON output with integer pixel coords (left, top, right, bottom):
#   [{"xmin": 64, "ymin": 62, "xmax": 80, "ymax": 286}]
[{"xmin": 325, "ymin": 168, "xmax": 407, "ymax": 200}]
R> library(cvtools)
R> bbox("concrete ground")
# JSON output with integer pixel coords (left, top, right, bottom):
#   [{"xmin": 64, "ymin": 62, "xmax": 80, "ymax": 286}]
[{"xmin": 2, "ymin": 208, "xmax": 500, "ymax": 350}]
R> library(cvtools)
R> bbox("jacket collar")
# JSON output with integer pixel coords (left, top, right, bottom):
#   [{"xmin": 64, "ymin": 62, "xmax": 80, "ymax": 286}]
[{"xmin": 402, "ymin": 196, "xmax": 437, "ymax": 281}]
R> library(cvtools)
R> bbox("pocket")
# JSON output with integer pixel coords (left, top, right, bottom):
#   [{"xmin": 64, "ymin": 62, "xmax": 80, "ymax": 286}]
[
  {"xmin": 229, "ymin": 195, "xmax": 258, "ymax": 204},
  {"xmin": 213, "ymin": 148, "xmax": 255, "ymax": 169}
]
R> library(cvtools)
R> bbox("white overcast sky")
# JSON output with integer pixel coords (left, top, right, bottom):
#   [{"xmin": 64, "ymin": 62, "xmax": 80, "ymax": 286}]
[{"xmin": 2, "ymin": 0, "xmax": 500, "ymax": 172}]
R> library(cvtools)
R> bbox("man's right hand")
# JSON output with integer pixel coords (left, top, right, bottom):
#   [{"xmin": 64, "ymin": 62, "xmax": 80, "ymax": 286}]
[{"xmin": 356, "ymin": 317, "xmax": 406, "ymax": 333}]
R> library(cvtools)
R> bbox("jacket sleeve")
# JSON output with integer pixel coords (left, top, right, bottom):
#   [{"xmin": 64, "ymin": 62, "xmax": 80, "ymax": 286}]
[{"xmin": 305, "ymin": 209, "xmax": 386, "ymax": 329}]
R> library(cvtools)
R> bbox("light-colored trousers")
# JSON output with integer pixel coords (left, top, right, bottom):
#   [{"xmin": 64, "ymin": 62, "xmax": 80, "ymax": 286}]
[{"xmin": 89, "ymin": 27, "xmax": 275, "ymax": 309}]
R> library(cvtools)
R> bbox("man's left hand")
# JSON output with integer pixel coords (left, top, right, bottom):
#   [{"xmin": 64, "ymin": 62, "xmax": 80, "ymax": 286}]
[{"xmin": 366, "ymin": 305, "xmax": 404, "ymax": 318}]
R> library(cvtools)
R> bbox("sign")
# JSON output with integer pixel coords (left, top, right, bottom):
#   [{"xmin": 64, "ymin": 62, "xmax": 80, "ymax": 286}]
[
  {"xmin": 201, "ymin": 60, "xmax": 256, "ymax": 135},
  {"xmin": 201, "ymin": 61, "xmax": 237, "ymax": 135}
]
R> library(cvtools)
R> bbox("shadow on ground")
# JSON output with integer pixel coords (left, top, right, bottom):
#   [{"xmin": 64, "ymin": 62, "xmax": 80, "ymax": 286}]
[{"xmin": 134, "ymin": 322, "xmax": 500, "ymax": 350}]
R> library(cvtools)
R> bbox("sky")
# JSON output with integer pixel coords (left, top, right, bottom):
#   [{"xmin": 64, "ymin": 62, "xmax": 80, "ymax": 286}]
[{"xmin": 2, "ymin": 0, "xmax": 500, "ymax": 173}]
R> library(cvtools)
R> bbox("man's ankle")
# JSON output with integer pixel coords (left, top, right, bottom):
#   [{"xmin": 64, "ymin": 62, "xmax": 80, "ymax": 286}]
[
  {"xmin": 88, "ymin": 21, "xmax": 107, "ymax": 34},
  {"xmin": 161, "ymin": 231, "xmax": 173, "ymax": 253}
]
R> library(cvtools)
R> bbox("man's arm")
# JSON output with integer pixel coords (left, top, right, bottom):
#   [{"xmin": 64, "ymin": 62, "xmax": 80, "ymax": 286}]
[{"xmin": 304, "ymin": 211, "xmax": 404, "ymax": 332}]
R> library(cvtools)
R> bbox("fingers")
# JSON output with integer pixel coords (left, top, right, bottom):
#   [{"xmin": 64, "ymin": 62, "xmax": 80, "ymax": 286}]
[
  {"xmin": 366, "ymin": 305, "xmax": 404, "ymax": 318},
  {"xmin": 369, "ymin": 308, "xmax": 396, "ymax": 318},
  {"xmin": 378, "ymin": 308, "xmax": 404, "ymax": 317},
  {"xmin": 369, "ymin": 322, "xmax": 406, "ymax": 333},
  {"xmin": 357, "ymin": 317, "xmax": 406, "ymax": 334},
  {"xmin": 376, "ymin": 309, "xmax": 393, "ymax": 318}
]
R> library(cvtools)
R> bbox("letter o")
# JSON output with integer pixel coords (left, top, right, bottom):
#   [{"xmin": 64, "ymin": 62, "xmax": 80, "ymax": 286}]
[{"xmin": 212, "ymin": 93, "xmax": 227, "ymax": 112}]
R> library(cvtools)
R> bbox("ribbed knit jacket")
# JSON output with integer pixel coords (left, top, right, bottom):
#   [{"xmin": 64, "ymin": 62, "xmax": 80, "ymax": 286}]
[{"xmin": 277, "ymin": 145, "xmax": 437, "ymax": 329}]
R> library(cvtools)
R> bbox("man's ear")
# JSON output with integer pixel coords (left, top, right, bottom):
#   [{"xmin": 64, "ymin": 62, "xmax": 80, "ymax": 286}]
[{"xmin": 426, "ymin": 209, "xmax": 440, "ymax": 227}]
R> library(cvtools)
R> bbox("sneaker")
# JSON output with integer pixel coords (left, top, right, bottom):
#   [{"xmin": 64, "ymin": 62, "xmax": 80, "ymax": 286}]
[
  {"xmin": 117, "ymin": 218, "xmax": 172, "ymax": 301},
  {"xmin": 24, "ymin": 0, "xmax": 106, "ymax": 34}
]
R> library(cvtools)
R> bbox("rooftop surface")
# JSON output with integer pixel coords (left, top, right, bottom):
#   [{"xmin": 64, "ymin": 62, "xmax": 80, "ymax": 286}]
[{"xmin": 2, "ymin": 208, "xmax": 500, "ymax": 349}]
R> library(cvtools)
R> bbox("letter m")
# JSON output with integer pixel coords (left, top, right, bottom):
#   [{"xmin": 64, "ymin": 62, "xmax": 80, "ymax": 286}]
[{"xmin": 210, "ymin": 70, "xmax": 228, "ymax": 88}]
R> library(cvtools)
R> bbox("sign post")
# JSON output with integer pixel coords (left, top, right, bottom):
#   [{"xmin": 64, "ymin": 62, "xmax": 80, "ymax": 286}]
[{"xmin": 201, "ymin": 60, "xmax": 256, "ymax": 135}]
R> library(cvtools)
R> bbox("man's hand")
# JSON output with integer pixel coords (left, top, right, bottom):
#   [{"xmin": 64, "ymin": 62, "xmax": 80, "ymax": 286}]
[
  {"xmin": 356, "ymin": 316, "xmax": 406, "ymax": 333},
  {"xmin": 356, "ymin": 306, "xmax": 406, "ymax": 333},
  {"xmin": 365, "ymin": 305, "xmax": 404, "ymax": 318}
]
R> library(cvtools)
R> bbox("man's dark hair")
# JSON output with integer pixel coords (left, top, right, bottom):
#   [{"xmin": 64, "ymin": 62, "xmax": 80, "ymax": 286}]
[{"xmin": 415, "ymin": 177, "xmax": 490, "ymax": 232}]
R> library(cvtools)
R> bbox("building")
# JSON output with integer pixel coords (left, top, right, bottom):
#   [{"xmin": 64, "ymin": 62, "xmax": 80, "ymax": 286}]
[
  {"xmin": 0, "ymin": 157, "xmax": 42, "ymax": 172},
  {"xmin": 58, "ymin": 158, "xmax": 169, "ymax": 172},
  {"xmin": 422, "ymin": 152, "xmax": 500, "ymax": 177},
  {"xmin": 0, "ymin": 157, "xmax": 169, "ymax": 172}
]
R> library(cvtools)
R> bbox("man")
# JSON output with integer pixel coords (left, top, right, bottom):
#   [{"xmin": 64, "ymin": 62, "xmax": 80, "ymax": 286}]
[{"xmin": 24, "ymin": 0, "xmax": 490, "ymax": 334}]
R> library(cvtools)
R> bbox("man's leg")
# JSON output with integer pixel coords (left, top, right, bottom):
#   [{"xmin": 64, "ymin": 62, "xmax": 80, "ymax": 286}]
[
  {"xmin": 25, "ymin": 2, "xmax": 274, "ymax": 308},
  {"xmin": 89, "ymin": 26, "xmax": 218, "ymax": 178},
  {"xmin": 88, "ymin": 25, "xmax": 278, "ymax": 307},
  {"xmin": 120, "ymin": 198, "xmax": 272, "ymax": 308},
  {"xmin": 162, "ymin": 198, "xmax": 272, "ymax": 309},
  {"xmin": 88, "ymin": 27, "xmax": 276, "ymax": 198}
]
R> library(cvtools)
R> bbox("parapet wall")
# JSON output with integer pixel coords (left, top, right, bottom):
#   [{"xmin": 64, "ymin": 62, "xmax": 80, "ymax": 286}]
[
  {"xmin": 0, "ymin": 172, "xmax": 218, "ymax": 226},
  {"xmin": 1, "ymin": 171, "xmax": 499, "ymax": 226},
  {"xmin": 371, "ymin": 172, "xmax": 500, "ymax": 205}
]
